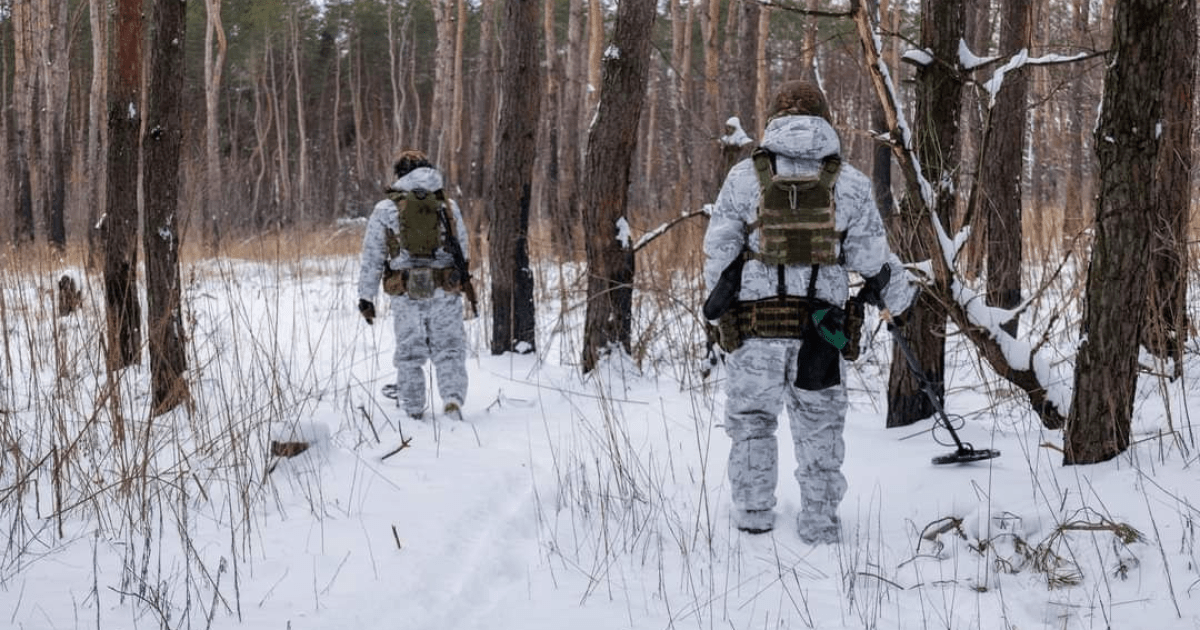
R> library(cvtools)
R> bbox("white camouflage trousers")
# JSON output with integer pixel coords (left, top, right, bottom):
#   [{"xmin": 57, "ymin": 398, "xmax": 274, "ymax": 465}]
[
  {"xmin": 390, "ymin": 291, "xmax": 468, "ymax": 415},
  {"xmin": 724, "ymin": 338, "xmax": 847, "ymax": 522}
]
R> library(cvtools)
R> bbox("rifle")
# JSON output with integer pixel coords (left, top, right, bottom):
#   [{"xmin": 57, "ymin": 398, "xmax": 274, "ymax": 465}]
[{"xmin": 438, "ymin": 206, "xmax": 479, "ymax": 318}]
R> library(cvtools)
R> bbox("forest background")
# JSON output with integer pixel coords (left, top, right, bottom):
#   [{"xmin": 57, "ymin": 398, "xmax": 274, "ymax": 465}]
[
  {"xmin": 0, "ymin": 0, "xmax": 1195, "ymax": 482},
  {"xmin": 0, "ymin": 0, "xmax": 1113, "ymax": 261}
]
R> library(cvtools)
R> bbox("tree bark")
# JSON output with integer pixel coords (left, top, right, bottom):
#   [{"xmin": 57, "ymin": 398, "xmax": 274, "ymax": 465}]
[
  {"xmin": 104, "ymin": 0, "xmax": 144, "ymax": 372},
  {"xmin": 12, "ymin": 0, "xmax": 35, "ymax": 245},
  {"xmin": 41, "ymin": 0, "xmax": 69, "ymax": 249},
  {"xmin": 554, "ymin": 0, "xmax": 585, "ymax": 258},
  {"xmin": 489, "ymin": 0, "xmax": 541, "ymax": 355},
  {"xmin": 580, "ymin": 0, "xmax": 657, "ymax": 373},
  {"xmin": 204, "ymin": 0, "xmax": 227, "ymax": 252},
  {"xmin": 1142, "ymin": 0, "xmax": 1194, "ymax": 365},
  {"xmin": 1066, "ymin": 0, "xmax": 1173, "ymax": 464},
  {"xmin": 979, "ymin": 0, "xmax": 1031, "ymax": 336},
  {"xmin": 87, "ymin": 0, "xmax": 108, "ymax": 266},
  {"xmin": 144, "ymin": 0, "xmax": 190, "ymax": 415},
  {"xmin": 467, "ymin": 0, "xmax": 498, "ymax": 201},
  {"xmin": 1061, "ymin": 0, "xmax": 1091, "ymax": 246}
]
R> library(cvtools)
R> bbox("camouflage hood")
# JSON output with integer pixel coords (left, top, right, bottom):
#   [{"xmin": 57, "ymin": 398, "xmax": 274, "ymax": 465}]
[
  {"xmin": 759, "ymin": 115, "xmax": 841, "ymax": 173},
  {"xmin": 391, "ymin": 166, "xmax": 445, "ymax": 193}
]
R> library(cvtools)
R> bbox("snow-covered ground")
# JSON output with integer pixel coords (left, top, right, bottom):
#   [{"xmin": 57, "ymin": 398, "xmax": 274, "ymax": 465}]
[{"xmin": 2, "ymin": 251, "xmax": 1198, "ymax": 630}]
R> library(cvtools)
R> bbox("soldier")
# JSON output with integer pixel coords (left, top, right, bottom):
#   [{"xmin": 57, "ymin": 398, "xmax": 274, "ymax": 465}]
[
  {"xmin": 357, "ymin": 150, "xmax": 472, "ymax": 421},
  {"xmin": 703, "ymin": 81, "xmax": 916, "ymax": 543}
]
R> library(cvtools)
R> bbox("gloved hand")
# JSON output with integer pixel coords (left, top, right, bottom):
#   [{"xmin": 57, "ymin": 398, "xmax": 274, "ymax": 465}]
[
  {"xmin": 886, "ymin": 309, "xmax": 908, "ymax": 331},
  {"xmin": 358, "ymin": 299, "xmax": 376, "ymax": 325}
]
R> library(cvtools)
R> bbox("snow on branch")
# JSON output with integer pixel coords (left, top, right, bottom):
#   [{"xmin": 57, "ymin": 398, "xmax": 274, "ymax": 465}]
[
  {"xmin": 851, "ymin": 0, "xmax": 1069, "ymax": 429},
  {"xmin": 633, "ymin": 209, "xmax": 710, "ymax": 253}
]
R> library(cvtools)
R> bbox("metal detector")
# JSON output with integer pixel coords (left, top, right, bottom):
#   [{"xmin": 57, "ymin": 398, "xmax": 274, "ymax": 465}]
[{"xmin": 887, "ymin": 317, "xmax": 1001, "ymax": 465}]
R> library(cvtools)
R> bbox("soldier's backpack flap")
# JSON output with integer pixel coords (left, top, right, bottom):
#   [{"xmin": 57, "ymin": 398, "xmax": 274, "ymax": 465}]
[{"xmin": 752, "ymin": 149, "xmax": 841, "ymax": 267}]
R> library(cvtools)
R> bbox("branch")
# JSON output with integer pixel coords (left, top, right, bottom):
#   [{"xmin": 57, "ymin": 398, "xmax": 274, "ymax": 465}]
[
  {"xmin": 751, "ymin": 0, "xmax": 853, "ymax": 19},
  {"xmin": 632, "ymin": 209, "xmax": 710, "ymax": 254},
  {"xmin": 851, "ymin": 0, "xmax": 1068, "ymax": 429}
]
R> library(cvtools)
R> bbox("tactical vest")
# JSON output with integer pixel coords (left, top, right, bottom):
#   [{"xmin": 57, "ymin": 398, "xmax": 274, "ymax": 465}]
[
  {"xmin": 386, "ymin": 188, "xmax": 447, "ymax": 259},
  {"xmin": 751, "ymin": 148, "xmax": 841, "ymax": 267}
]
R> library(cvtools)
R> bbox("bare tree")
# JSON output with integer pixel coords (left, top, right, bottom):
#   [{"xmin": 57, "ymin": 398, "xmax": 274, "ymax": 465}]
[
  {"xmin": 1065, "ymin": 0, "xmax": 1175, "ymax": 464},
  {"xmin": 11, "ymin": 0, "xmax": 35, "ymax": 244},
  {"xmin": 978, "ymin": 0, "xmax": 1031, "ymax": 336},
  {"xmin": 580, "ymin": 0, "xmax": 657, "ymax": 373},
  {"xmin": 87, "ymin": 0, "xmax": 108, "ymax": 265},
  {"xmin": 204, "ymin": 0, "xmax": 227, "ymax": 252},
  {"xmin": 1061, "ymin": 0, "xmax": 1092, "ymax": 246},
  {"xmin": 884, "ymin": 0, "xmax": 964, "ymax": 427},
  {"xmin": 489, "ymin": 0, "xmax": 541, "ymax": 355},
  {"xmin": 143, "ymin": 0, "xmax": 190, "ymax": 415},
  {"xmin": 39, "ymin": 0, "xmax": 69, "ymax": 249},
  {"xmin": 1142, "ymin": 0, "xmax": 1195, "ymax": 365},
  {"xmin": 103, "ymin": 0, "xmax": 144, "ymax": 374}
]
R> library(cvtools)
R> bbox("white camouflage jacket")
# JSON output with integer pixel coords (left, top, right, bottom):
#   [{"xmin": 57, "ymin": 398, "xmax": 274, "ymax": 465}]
[
  {"xmin": 703, "ymin": 115, "xmax": 916, "ymax": 315},
  {"xmin": 357, "ymin": 166, "xmax": 470, "ymax": 302}
]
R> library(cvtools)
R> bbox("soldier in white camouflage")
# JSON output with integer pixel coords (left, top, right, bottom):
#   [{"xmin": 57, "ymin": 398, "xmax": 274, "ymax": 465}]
[
  {"xmin": 357, "ymin": 150, "xmax": 471, "ymax": 421},
  {"xmin": 704, "ymin": 81, "xmax": 917, "ymax": 543}
]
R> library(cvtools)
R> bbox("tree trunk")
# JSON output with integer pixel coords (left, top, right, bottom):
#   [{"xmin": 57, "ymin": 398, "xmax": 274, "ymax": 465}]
[
  {"xmin": 885, "ymin": 0, "xmax": 964, "ymax": 428},
  {"xmin": 1142, "ymin": 0, "xmax": 1194, "ymax": 365},
  {"xmin": 12, "ymin": 0, "xmax": 35, "ymax": 244},
  {"xmin": 1061, "ymin": 0, "xmax": 1091, "ymax": 246},
  {"xmin": 700, "ymin": 0, "xmax": 722, "ymax": 197},
  {"xmin": 467, "ymin": 0, "xmax": 498, "ymax": 201},
  {"xmin": 580, "ymin": 0, "xmax": 657, "ymax": 373},
  {"xmin": 979, "ymin": 0, "xmax": 1031, "ymax": 336},
  {"xmin": 204, "ymin": 0, "xmax": 227, "ymax": 252},
  {"xmin": 554, "ymin": 0, "xmax": 584, "ymax": 258},
  {"xmin": 450, "ymin": 0, "xmax": 468, "ymax": 184},
  {"xmin": 430, "ymin": 0, "xmax": 456, "ymax": 164},
  {"xmin": 1066, "ymin": 0, "xmax": 1174, "ymax": 464},
  {"xmin": 734, "ymin": 0, "xmax": 760, "ymax": 135},
  {"xmin": 755, "ymin": 7, "xmax": 770, "ymax": 137},
  {"xmin": 541, "ymin": 0, "xmax": 563, "ymax": 257},
  {"xmin": 586, "ymin": 0, "xmax": 603, "ymax": 117},
  {"xmin": 42, "ymin": 0, "xmax": 69, "ymax": 249},
  {"xmin": 144, "ymin": 0, "xmax": 190, "ymax": 415},
  {"xmin": 489, "ymin": 0, "xmax": 541, "ymax": 355},
  {"xmin": 290, "ymin": 13, "xmax": 308, "ymax": 222},
  {"xmin": 104, "ymin": 0, "xmax": 144, "ymax": 372},
  {"xmin": 87, "ymin": 0, "xmax": 108, "ymax": 266}
]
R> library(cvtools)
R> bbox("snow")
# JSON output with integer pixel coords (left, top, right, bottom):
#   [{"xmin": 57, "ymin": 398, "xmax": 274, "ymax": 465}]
[
  {"xmin": 984, "ymin": 49, "xmax": 1030, "ymax": 108},
  {"xmin": 615, "ymin": 216, "xmax": 631, "ymax": 248},
  {"xmin": 958, "ymin": 39, "xmax": 997, "ymax": 70},
  {"xmin": 3, "ymin": 254, "xmax": 1200, "ymax": 630},
  {"xmin": 604, "ymin": 44, "xmax": 620, "ymax": 61},
  {"xmin": 902, "ymin": 47, "xmax": 934, "ymax": 67}
]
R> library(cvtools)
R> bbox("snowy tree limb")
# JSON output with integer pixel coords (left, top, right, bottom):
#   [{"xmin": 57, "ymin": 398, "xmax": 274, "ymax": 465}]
[{"xmin": 851, "ymin": 0, "xmax": 1068, "ymax": 429}]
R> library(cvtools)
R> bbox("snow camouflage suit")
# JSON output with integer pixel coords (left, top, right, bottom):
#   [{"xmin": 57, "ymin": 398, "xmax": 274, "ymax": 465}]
[
  {"xmin": 358, "ymin": 166, "xmax": 470, "ymax": 417},
  {"xmin": 704, "ymin": 114, "xmax": 916, "ymax": 542}
]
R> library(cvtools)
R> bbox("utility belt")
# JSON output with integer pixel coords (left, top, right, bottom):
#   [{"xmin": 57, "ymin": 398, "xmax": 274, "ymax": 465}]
[
  {"xmin": 382, "ymin": 266, "xmax": 462, "ymax": 298},
  {"xmin": 716, "ymin": 295, "xmax": 866, "ymax": 391}
]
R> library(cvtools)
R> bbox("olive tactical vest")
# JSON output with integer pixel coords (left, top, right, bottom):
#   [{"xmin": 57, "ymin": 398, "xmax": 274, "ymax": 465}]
[
  {"xmin": 386, "ymin": 188, "xmax": 446, "ymax": 259},
  {"xmin": 751, "ymin": 148, "xmax": 841, "ymax": 267}
]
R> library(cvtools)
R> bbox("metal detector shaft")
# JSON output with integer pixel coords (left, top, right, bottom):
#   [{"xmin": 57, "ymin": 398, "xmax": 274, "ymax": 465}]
[
  {"xmin": 883, "ymin": 315, "xmax": 1000, "ymax": 464},
  {"xmin": 887, "ymin": 322, "xmax": 968, "ymax": 451}
]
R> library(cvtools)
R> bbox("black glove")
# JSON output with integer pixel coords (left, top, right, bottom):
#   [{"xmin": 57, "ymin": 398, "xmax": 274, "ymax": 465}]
[
  {"xmin": 859, "ymin": 264, "xmax": 892, "ymax": 310},
  {"xmin": 358, "ymin": 299, "xmax": 376, "ymax": 325}
]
